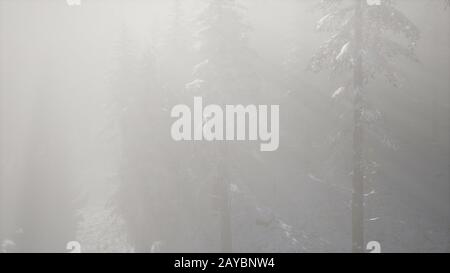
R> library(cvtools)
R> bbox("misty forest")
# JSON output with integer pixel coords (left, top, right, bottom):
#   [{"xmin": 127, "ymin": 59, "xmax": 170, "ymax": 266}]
[{"xmin": 0, "ymin": 0, "xmax": 449, "ymax": 253}]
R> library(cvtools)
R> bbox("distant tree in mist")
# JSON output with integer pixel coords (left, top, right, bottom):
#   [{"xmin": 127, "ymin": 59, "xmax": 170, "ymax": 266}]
[
  {"xmin": 157, "ymin": 0, "xmax": 211, "ymax": 252},
  {"xmin": 112, "ymin": 28, "xmax": 164, "ymax": 252},
  {"xmin": 15, "ymin": 82, "xmax": 80, "ymax": 252},
  {"xmin": 112, "ymin": 24, "xmax": 194, "ymax": 252},
  {"xmin": 309, "ymin": 0, "xmax": 419, "ymax": 252},
  {"xmin": 188, "ymin": 0, "xmax": 261, "ymax": 252},
  {"xmin": 160, "ymin": 0, "xmax": 193, "ymax": 93}
]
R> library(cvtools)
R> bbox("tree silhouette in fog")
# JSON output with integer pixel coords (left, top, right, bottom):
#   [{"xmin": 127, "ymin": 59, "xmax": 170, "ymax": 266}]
[
  {"xmin": 310, "ymin": 0, "xmax": 419, "ymax": 252},
  {"xmin": 16, "ymin": 78, "xmax": 80, "ymax": 252},
  {"xmin": 112, "ymin": 27, "xmax": 165, "ymax": 252},
  {"xmin": 187, "ymin": 0, "xmax": 261, "ymax": 252}
]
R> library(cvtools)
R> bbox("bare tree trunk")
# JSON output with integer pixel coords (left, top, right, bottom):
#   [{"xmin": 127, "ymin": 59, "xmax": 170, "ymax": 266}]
[{"xmin": 352, "ymin": 0, "xmax": 365, "ymax": 253}]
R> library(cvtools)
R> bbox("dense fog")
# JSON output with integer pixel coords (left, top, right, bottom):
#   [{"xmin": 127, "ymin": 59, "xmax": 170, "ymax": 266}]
[{"xmin": 0, "ymin": 0, "xmax": 449, "ymax": 252}]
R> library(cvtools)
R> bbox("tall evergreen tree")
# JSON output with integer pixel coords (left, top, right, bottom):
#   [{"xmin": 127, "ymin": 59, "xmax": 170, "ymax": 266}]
[
  {"xmin": 112, "ymin": 26, "xmax": 184, "ymax": 252},
  {"xmin": 112, "ymin": 28, "xmax": 157, "ymax": 252},
  {"xmin": 310, "ymin": 0, "xmax": 419, "ymax": 252},
  {"xmin": 188, "ymin": 0, "xmax": 260, "ymax": 252},
  {"xmin": 158, "ymin": 0, "xmax": 204, "ymax": 251}
]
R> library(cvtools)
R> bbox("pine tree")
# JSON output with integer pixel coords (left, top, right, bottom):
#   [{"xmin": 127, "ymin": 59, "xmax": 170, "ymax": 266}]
[
  {"xmin": 112, "ymin": 26, "xmax": 185, "ymax": 252},
  {"xmin": 112, "ymin": 28, "xmax": 157, "ymax": 252},
  {"xmin": 161, "ymin": 0, "xmax": 192, "ymax": 89},
  {"xmin": 188, "ymin": 0, "xmax": 260, "ymax": 252},
  {"xmin": 159, "ymin": 0, "xmax": 204, "ymax": 251},
  {"xmin": 310, "ymin": 0, "xmax": 419, "ymax": 252}
]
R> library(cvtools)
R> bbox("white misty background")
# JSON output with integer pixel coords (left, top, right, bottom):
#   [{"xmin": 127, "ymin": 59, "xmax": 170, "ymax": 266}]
[{"xmin": 0, "ymin": 0, "xmax": 449, "ymax": 253}]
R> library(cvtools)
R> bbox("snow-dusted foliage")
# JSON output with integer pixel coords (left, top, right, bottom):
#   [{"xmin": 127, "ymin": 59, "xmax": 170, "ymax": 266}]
[
  {"xmin": 230, "ymin": 184, "xmax": 327, "ymax": 252},
  {"xmin": 76, "ymin": 206, "xmax": 132, "ymax": 253},
  {"xmin": 308, "ymin": 0, "xmax": 421, "ymax": 160},
  {"xmin": 310, "ymin": 0, "xmax": 420, "ymax": 87},
  {"xmin": 189, "ymin": 0, "xmax": 260, "ymax": 100},
  {"xmin": 307, "ymin": 0, "xmax": 422, "ymax": 253}
]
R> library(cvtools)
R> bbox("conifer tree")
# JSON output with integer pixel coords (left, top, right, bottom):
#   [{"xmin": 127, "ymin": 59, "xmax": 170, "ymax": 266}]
[
  {"xmin": 310, "ymin": 0, "xmax": 419, "ymax": 252},
  {"xmin": 188, "ymin": 0, "xmax": 260, "ymax": 252}
]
